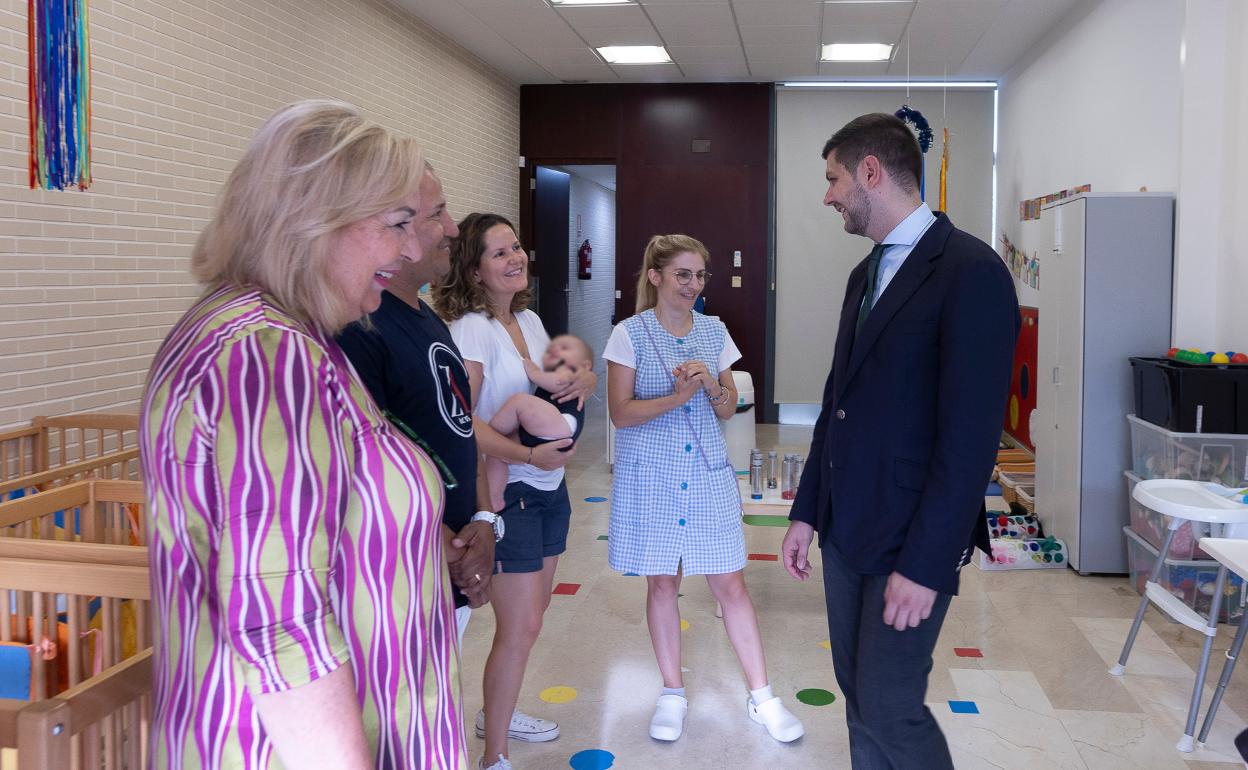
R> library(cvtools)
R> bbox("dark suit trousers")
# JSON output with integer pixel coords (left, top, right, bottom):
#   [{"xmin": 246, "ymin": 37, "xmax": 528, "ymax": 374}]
[{"xmin": 822, "ymin": 542, "xmax": 954, "ymax": 770}]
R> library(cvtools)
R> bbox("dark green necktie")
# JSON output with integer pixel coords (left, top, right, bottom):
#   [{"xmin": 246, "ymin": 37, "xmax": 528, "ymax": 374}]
[{"xmin": 855, "ymin": 243, "xmax": 886, "ymax": 337}]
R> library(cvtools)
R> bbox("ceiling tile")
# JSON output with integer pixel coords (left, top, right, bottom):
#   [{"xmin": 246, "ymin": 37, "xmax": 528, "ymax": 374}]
[
  {"xmin": 679, "ymin": 61, "xmax": 752, "ymax": 79},
  {"xmin": 525, "ymin": 47, "xmax": 606, "ymax": 67},
  {"xmin": 556, "ymin": 3, "xmax": 652, "ymax": 28},
  {"xmin": 739, "ymin": 25, "xmax": 819, "ymax": 46},
  {"xmin": 744, "ymin": 43, "xmax": 816, "ymax": 61},
  {"xmin": 488, "ymin": 20, "xmax": 587, "ymax": 47},
  {"xmin": 456, "ymin": 0, "xmax": 550, "ymax": 10},
  {"xmin": 820, "ymin": 20, "xmax": 906, "ymax": 44},
  {"xmin": 543, "ymin": 62, "xmax": 619, "ymax": 82},
  {"xmin": 579, "ymin": 26, "xmax": 665, "ymax": 46},
  {"xmin": 822, "ymin": 0, "xmax": 914, "ymax": 27},
  {"xmin": 645, "ymin": 2, "xmax": 740, "ymax": 45},
  {"xmin": 667, "ymin": 44, "xmax": 747, "ymax": 64},
  {"xmin": 613, "ymin": 62, "xmax": 684, "ymax": 81},
  {"xmin": 732, "ymin": 1, "xmax": 820, "ymax": 28},
  {"xmin": 817, "ymin": 60, "xmax": 892, "ymax": 77},
  {"xmin": 749, "ymin": 60, "xmax": 820, "ymax": 80}
]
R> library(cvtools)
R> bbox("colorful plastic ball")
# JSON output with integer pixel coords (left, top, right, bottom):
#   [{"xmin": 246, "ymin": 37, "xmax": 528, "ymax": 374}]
[
  {"xmin": 1213, "ymin": 353, "xmax": 1231, "ymax": 364},
  {"xmin": 1167, "ymin": 347, "xmax": 1179, "ymax": 358},
  {"xmin": 1233, "ymin": 353, "xmax": 1248, "ymax": 365}
]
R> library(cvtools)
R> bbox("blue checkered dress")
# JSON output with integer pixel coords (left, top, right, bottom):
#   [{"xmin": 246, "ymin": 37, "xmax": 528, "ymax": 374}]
[{"xmin": 609, "ymin": 310, "xmax": 745, "ymax": 575}]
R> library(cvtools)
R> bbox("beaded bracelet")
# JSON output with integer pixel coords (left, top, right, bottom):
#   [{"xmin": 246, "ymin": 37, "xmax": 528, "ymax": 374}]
[{"xmin": 707, "ymin": 384, "xmax": 729, "ymax": 405}]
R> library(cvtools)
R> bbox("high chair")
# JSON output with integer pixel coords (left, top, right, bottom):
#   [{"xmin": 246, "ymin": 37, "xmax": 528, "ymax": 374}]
[{"xmin": 1109, "ymin": 479, "xmax": 1248, "ymax": 752}]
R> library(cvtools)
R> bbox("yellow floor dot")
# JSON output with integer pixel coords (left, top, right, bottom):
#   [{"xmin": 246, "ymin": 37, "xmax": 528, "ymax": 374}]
[
  {"xmin": 819, "ymin": 640, "xmax": 832, "ymax": 650},
  {"xmin": 539, "ymin": 685, "xmax": 578, "ymax": 704},
  {"xmin": 680, "ymin": 618, "xmax": 690, "ymax": 632}
]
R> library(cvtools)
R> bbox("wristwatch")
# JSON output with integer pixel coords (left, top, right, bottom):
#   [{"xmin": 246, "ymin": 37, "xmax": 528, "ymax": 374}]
[{"xmin": 471, "ymin": 510, "xmax": 505, "ymax": 542}]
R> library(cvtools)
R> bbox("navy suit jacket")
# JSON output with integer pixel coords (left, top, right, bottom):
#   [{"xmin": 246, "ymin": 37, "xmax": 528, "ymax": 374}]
[{"xmin": 789, "ymin": 213, "xmax": 1020, "ymax": 596}]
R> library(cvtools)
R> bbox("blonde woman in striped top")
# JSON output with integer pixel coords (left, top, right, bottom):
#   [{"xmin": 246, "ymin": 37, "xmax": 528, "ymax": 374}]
[{"xmin": 139, "ymin": 101, "xmax": 467, "ymax": 769}]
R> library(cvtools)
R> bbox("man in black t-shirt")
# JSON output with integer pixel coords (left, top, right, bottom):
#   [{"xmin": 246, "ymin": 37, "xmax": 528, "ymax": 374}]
[{"xmin": 339, "ymin": 164, "xmax": 496, "ymax": 624}]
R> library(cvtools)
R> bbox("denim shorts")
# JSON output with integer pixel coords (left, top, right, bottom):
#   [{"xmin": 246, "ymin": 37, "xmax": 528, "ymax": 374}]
[{"xmin": 494, "ymin": 480, "xmax": 572, "ymax": 574}]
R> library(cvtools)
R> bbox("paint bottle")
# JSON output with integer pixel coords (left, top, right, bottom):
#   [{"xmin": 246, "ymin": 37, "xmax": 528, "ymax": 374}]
[
  {"xmin": 767, "ymin": 451, "xmax": 778, "ymax": 489},
  {"xmin": 789, "ymin": 456, "xmax": 805, "ymax": 500}
]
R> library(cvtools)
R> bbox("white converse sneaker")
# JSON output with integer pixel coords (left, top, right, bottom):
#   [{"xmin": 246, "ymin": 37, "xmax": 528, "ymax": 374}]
[
  {"xmin": 479, "ymin": 754, "xmax": 513, "ymax": 770},
  {"xmin": 475, "ymin": 709, "xmax": 560, "ymax": 742},
  {"xmin": 747, "ymin": 695, "xmax": 804, "ymax": 742},
  {"xmin": 649, "ymin": 693, "xmax": 688, "ymax": 741}
]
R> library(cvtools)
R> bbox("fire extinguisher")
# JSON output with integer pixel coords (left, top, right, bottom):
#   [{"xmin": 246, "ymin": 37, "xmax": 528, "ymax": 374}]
[{"xmin": 577, "ymin": 239, "xmax": 592, "ymax": 280}]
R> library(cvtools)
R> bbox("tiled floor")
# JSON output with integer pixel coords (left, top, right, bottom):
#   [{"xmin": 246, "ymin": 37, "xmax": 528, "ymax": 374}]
[{"xmin": 460, "ymin": 414, "xmax": 1248, "ymax": 768}]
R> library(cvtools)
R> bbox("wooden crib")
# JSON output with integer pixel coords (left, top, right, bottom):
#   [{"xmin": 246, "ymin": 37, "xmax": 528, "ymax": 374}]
[
  {"xmin": 0, "ymin": 414, "xmax": 140, "ymax": 501},
  {"xmin": 0, "ymin": 544, "xmax": 150, "ymax": 769},
  {"xmin": 0, "ymin": 479, "xmax": 150, "ymax": 769}
]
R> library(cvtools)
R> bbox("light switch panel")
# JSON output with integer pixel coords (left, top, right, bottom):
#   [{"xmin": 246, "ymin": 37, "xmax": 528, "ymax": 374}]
[
  {"xmin": 731, "ymin": 276, "xmax": 742, "ymax": 288},
  {"xmin": 733, "ymin": 250, "xmax": 742, "ymax": 268}
]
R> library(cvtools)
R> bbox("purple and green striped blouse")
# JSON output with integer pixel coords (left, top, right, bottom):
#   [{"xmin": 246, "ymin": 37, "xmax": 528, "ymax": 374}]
[{"xmin": 140, "ymin": 286, "xmax": 467, "ymax": 769}]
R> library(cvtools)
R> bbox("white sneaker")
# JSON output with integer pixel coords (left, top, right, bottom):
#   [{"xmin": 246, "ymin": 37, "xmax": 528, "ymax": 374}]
[
  {"xmin": 649, "ymin": 693, "xmax": 688, "ymax": 741},
  {"xmin": 747, "ymin": 695, "xmax": 804, "ymax": 742},
  {"xmin": 474, "ymin": 709, "xmax": 560, "ymax": 742},
  {"xmin": 479, "ymin": 754, "xmax": 512, "ymax": 770}
]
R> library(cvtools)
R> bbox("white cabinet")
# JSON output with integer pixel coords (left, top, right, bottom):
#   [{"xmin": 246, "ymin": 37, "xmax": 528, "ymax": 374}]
[{"xmin": 1034, "ymin": 194, "xmax": 1174, "ymax": 573}]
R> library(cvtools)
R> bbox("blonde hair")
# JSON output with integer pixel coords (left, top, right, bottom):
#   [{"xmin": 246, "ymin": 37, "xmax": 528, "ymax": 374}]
[
  {"xmin": 434, "ymin": 212, "xmax": 532, "ymax": 321},
  {"xmin": 635, "ymin": 234, "xmax": 710, "ymax": 313},
  {"xmin": 191, "ymin": 99, "xmax": 425, "ymax": 333}
]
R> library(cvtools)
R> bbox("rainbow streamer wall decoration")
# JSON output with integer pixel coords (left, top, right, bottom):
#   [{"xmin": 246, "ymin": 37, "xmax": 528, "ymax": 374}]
[{"xmin": 28, "ymin": 0, "xmax": 92, "ymax": 190}]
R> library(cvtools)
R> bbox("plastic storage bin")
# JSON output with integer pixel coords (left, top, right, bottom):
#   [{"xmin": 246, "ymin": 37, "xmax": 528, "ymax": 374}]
[
  {"xmin": 997, "ymin": 471, "xmax": 1034, "ymax": 504},
  {"xmin": 1128, "ymin": 414, "xmax": 1248, "ymax": 486},
  {"xmin": 1123, "ymin": 525, "xmax": 1244, "ymax": 623},
  {"xmin": 1130, "ymin": 356, "xmax": 1248, "ymax": 434},
  {"xmin": 1124, "ymin": 470, "xmax": 1211, "ymax": 559}
]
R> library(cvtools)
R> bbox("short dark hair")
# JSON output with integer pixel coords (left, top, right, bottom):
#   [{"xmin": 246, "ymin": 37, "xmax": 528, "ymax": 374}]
[{"xmin": 821, "ymin": 113, "xmax": 922, "ymax": 193}]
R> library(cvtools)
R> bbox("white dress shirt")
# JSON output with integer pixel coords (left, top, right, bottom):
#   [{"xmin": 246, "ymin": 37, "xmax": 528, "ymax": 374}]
[{"xmin": 871, "ymin": 203, "xmax": 937, "ymax": 305}]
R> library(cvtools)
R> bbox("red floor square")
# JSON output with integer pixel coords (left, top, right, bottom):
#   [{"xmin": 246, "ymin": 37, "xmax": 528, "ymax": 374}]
[
  {"xmin": 954, "ymin": 647, "xmax": 983, "ymax": 658},
  {"xmin": 747, "ymin": 553, "xmax": 779, "ymax": 561},
  {"xmin": 552, "ymin": 582, "xmax": 581, "ymax": 596}
]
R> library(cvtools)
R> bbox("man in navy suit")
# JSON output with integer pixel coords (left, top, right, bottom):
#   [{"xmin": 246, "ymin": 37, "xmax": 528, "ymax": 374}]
[{"xmin": 781, "ymin": 113, "xmax": 1019, "ymax": 768}]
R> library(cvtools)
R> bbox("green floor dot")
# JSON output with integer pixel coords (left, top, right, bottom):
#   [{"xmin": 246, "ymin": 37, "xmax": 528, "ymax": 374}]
[
  {"xmin": 596, "ymin": 535, "xmax": 608, "ymax": 541},
  {"xmin": 796, "ymin": 688, "xmax": 836, "ymax": 706},
  {"xmin": 743, "ymin": 515, "xmax": 790, "ymax": 527}
]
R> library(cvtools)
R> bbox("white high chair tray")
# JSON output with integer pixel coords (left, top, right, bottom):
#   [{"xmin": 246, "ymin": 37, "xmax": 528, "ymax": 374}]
[{"xmin": 1132, "ymin": 479, "xmax": 1248, "ymax": 525}]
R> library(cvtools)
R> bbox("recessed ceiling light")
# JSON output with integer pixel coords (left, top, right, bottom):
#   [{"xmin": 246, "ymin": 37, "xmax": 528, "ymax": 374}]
[
  {"xmin": 551, "ymin": 0, "xmax": 634, "ymax": 6},
  {"xmin": 821, "ymin": 43, "xmax": 894, "ymax": 62},
  {"xmin": 597, "ymin": 45, "xmax": 671, "ymax": 65}
]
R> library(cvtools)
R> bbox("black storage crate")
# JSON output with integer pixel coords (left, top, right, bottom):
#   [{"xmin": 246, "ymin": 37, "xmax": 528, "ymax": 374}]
[{"xmin": 1130, "ymin": 356, "xmax": 1248, "ymax": 434}]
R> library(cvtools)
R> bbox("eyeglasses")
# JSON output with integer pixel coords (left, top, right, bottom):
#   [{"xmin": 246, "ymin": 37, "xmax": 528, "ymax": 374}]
[
  {"xmin": 382, "ymin": 409, "xmax": 459, "ymax": 490},
  {"xmin": 668, "ymin": 269, "xmax": 712, "ymax": 285}
]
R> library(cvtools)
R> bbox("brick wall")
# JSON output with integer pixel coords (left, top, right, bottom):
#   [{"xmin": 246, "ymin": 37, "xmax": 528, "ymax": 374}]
[{"xmin": 0, "ymin": 0, "xmax": 519, "ymax": 429}]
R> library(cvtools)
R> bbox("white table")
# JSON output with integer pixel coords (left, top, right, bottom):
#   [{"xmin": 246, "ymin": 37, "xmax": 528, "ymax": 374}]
[
  {"xmin": 737, "ymin": 475, "xmax": 794, "ymax": 517},
  {"xmin": 1194, "ymin": 536, "xmax": 1248, "ymax": 746}
]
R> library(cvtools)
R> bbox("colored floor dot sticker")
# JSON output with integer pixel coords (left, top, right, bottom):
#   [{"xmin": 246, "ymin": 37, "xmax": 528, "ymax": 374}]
[
  {"xmin": 953, "ymin": 647, "xmax": 983, "ymax": 658},
  {"xmin": 747, "ymin": 553, "xmax": 779, "ymax": 561},
  {"xmin": 796, "ymin": 688, "xmax": 836, "ymax": 706},
  {"xmin": 948, "ymin": 700, "xmax": 979, "ymax": 714},
  {"xmin": 818, "ymin": 640, "xmax": 832, "ymax": 650},
  {"xmin": 540, "ymin": 685, "xmax": 578, "ymax": 704},
  {"xmin": 742, "ymin": 515, "xmax": 789, "ymax": 528},
  {"xmin": 552, "ymin": 582, "xmax": 581, "ymax": 596},
  {"xmin": 569, "ymin": 749, "xmax": 614, "ymax": 770},
  {"xmin": 584, "ymin": 496, "xmax": 608, "ymax": 503},
  {"xmin": 623, "ymin": 572, "xmax": 640, "ymax": 577},
  {"xmin": 736, "ymin": 469, "xmax": 749, "ymax": 476},
  {"xmin": 596, "ymin": 535, "xmax": 608, "ymax": 541},
  {"xmin": 680, "ymin": 618, "xmax": 690, "ymax": 631}
]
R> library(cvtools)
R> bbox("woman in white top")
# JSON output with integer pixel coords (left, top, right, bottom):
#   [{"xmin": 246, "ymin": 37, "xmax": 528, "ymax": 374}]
[{"xmin": 435, "ymin": 213, "xmax": 596, "ymax": 770}]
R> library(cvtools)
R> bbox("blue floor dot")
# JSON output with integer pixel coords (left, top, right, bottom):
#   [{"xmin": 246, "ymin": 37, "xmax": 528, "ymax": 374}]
[
  {"xmin": 569, "ymin": 749, "xmax": 614, "ymax": 769},
  {"xmin": 948, "ymin": 700, "xmax": 979, "ymax": 714},
  {"xmin": 623, "ymin": 572, "xmax": 639, "ymax": 577},
  {"xmin": 584, "ymin": 496, "xmax": 608, "ymax": 503}
]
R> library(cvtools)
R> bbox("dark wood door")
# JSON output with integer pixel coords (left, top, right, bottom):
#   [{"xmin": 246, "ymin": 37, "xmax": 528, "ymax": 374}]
[{"xmin": 534, "ymin": 165, "xmax": 570, "ymax": 335}]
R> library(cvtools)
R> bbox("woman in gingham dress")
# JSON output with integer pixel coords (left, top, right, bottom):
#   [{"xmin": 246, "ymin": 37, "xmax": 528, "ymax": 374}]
[{"xmin": 604, "ymin": 234, "xmax": 804, "ymax": 745}]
